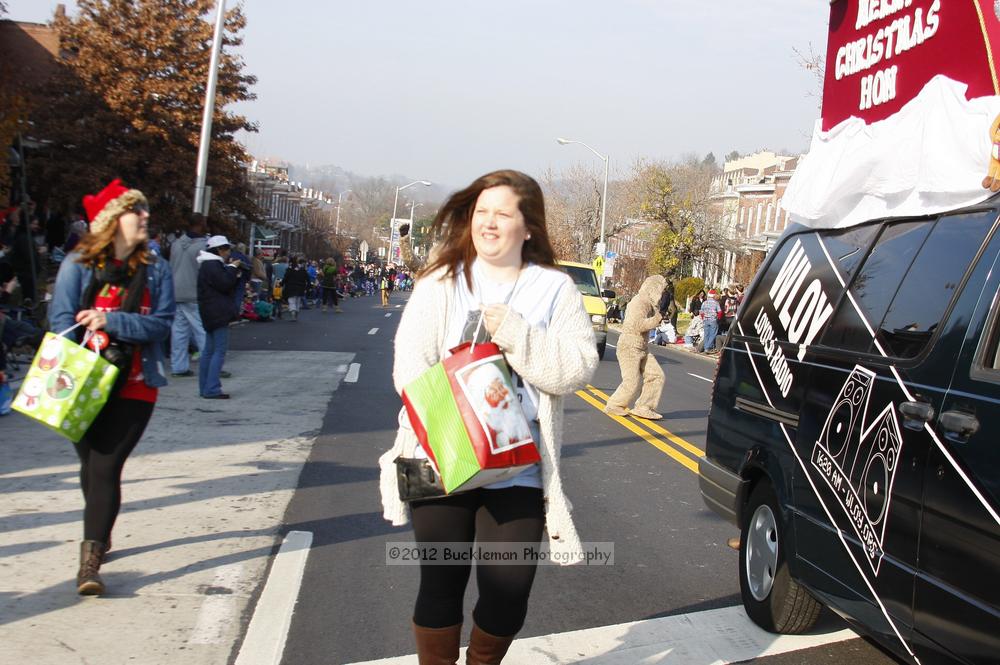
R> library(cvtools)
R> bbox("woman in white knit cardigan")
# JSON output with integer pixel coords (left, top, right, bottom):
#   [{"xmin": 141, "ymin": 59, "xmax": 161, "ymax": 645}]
[{"xmin": 379, "ymin": 170, "xmax": 598, "ymax": 664}]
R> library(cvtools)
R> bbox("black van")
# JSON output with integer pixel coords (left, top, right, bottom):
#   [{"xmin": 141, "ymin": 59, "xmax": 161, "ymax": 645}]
[{"xmin": 699, "ymin": 201, "xmax": 1000, "ymax": 665}]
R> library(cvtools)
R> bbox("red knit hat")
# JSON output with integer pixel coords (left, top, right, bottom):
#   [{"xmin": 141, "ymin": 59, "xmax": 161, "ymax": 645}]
[
  {"xmin": 82, "ymin": 179, "xmax": 147, "ymax": 233},
  {"xmin": 708, "ymin": 289, "xmax": 717, "ymax": 297}
]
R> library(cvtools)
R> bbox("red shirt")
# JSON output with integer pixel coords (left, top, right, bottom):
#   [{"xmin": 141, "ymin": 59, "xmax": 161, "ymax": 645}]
[{"xmin": 91, "ymin": 274, "xmax": 158, "ymax": 403}]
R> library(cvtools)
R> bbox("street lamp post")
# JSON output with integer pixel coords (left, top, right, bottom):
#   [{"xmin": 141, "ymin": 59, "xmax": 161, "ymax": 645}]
[
  {"xmin": 389, "ymin": 180, "xmax": 431, "ymax": 262},
  {"xmin": 193, "ymin": 0, "xmax": 227, "ymax": 215},
  {"xmin": 556, "ymin": 137, "xmax": 609, "ymax": 258},
  {"xmin": 336, "ymin": 189, "xmax": 352, "ymax": 236}
]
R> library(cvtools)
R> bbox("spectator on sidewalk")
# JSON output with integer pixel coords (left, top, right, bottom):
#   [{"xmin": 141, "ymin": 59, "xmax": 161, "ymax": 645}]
[
  {"xmin": 652, "ymin": 318, "xmax": 676, "ymax": 346},
  {"xmin": 700, "ymin": 288, "xmax": 722, "ymax": 353},
  {"xmin": 271, "ymin": 253, "xmax": 289, "ymax": 287},
  {"xmin": 688, "ymin": 289, "xmax": 706, "ymax": 317},
  {"xmin": 49, "ymin": 178, "xmax": 175, "ymax": 596},
  {"xmin": 196, "ymin": 235, "xmax": 242, "ymax": 398},
  {"xmin": 282, "ymin": 256, "xmax": 308, "ymax": 322},
  {"xmin": 684, "ymin": 314, "xmax": 704, "ymax": 351},
  {"xmin": 250, "ymin": 250, "xmax": 267, "ymax": 298},
  {"xmin": 720, "ymin": 287, "xmax": 738, "ymax": 335},
  {"xmin": 230, "ymin": 242, "xmax": 252, "ymax": 315},
  {"xmin": 168, "ymin": 214, "xmax": 208, "ymax": 377}
]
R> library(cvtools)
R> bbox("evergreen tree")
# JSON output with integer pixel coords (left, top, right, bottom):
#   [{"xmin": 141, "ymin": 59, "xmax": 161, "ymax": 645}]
[{"xmin": 28, "ymin": 0, "xmax": 258, "ymax": 231}]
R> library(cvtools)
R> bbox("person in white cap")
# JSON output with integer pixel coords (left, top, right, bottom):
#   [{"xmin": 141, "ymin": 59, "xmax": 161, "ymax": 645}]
[{"xmin": 196, "ymin": 235, "xmax": 243, "ymax": 399}]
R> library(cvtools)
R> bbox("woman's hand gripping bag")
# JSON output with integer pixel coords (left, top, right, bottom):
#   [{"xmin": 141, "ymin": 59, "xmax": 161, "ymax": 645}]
[
  {"xmin": 401, "ymin": 340, "xmax": 540, "ymax": 494},
  {"xmin": 12, "ymin": 327, "xmax": 119, "ymax": 442}
]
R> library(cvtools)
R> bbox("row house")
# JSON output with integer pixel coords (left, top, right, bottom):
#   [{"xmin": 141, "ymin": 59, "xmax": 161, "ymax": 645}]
[
  {"xmin": 244, "ymin": 160, "xmax": 336, "ymax": 256},
  {"xmin": 607, "ymin": 218, "xmax": 655, "ymax": 260},
  {"xmin": 696, "ymin": 151, "xmax": 800, "ymax": 288}
]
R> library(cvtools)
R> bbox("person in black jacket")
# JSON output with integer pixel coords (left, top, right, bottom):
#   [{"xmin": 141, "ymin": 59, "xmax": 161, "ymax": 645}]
[
  {"xmin": 196, "ymin": 235, "xmax": 242, "ymax": 399},
  {"xmin": 282, "ymin": 256, "xmax": 309, "ymax": 321}
]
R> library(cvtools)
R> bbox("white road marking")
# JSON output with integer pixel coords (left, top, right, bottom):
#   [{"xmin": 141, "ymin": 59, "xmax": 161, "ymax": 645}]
[
  {"xmin": 687, "ymin": 372, "xmax": 713, "ymax": 383},
  {"xmin": 187, "ymin": 563, "xmax": 244, "ymax": 645},
  {"xmin": 607, "ymin": 343, "xmax": 616, "ymax": 348},
  {"xmin": 345, "ymin": 605, "xmax": 855, "ymax": 664},
  {"xmin": 368, "ymin": 328, "xmax": 379, "ymax": 335},
  {"xmin": 234, "ymin": 531, "xmax": 313, "ymax": 665},
  {"xmin": 345, "ymin": 363, "xmax": 361, "ymax": 383},
  {"xmin": 395, "ymin": 305, "xmax": 402, "ymax": 309},
  {"xmin": 385, "ymin": 313, "xmax": 392, "ymax": 318}
]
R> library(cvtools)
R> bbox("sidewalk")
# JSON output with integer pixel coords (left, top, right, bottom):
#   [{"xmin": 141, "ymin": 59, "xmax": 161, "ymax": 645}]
[
  {"xmin": 0, "ymin": 349, "xmax": 352, "ymax": 665},
  {"xmin": 607, "ymin": 323, "xmax": 719, "ymax": 363}
]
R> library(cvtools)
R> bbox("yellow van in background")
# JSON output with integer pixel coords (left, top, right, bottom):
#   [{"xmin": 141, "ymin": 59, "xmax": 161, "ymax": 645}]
[{"xmin": 556, "ymin": 260, "xmax": 613, "ymax": 359}]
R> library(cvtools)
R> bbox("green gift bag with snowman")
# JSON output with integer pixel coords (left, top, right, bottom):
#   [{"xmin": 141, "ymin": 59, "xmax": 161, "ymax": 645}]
[{"xmin": 13, "ymin": 324, "xmax": 120, "ymax": 442}]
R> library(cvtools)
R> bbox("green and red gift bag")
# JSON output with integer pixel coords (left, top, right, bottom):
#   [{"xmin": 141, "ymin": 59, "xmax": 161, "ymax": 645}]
[
  {"xmin": 402, "ymin": 341, "xmax": 540, "ymax": 494},
  {"xmin": 12, "ymin": 327, "xmax": 119, "ymax": 442}
]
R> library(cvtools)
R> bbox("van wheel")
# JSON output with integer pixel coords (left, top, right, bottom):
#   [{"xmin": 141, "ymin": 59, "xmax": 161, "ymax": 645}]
[
  {"xmin": 739, "ymin": 482, "xmax": 821, "ymax": 634},
  {"xmin": 597, "ymin": 341, "xmax": 606, "ymax": 360}
]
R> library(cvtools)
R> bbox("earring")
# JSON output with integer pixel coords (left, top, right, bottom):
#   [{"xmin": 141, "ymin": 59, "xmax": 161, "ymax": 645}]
[{"xmin": 526, "ymin": 234, "xmax": 532, "ymax": 240}]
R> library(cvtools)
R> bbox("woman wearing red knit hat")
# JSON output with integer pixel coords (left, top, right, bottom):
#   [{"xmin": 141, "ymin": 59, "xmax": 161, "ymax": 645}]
[{"xmin": 49, "ymin": 179, "xmax": 175, "ymax": 595}]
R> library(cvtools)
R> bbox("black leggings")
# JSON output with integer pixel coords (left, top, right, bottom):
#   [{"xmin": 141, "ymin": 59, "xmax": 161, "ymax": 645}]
[
  {"xmin": 410, "ymin": 486, "xmax": 544, "ymax": 636},
  {"xmin": 72, "ymin": 395, "xmax": 154, "ymax": 542},
  {"xmin": 321, "ymin": 286, "xmax": 339, "ymax": 307}
]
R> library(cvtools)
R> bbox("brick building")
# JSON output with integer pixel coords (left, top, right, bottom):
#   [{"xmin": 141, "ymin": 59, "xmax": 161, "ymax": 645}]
[{"xmin": 696, "ymin": 151, "xmax": 800, "ymax": 288}]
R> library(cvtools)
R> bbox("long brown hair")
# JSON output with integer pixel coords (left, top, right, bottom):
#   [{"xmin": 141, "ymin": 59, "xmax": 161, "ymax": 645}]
[
  {"xmin": 75, "ymin": 216, "xmax": 153, "ymax": 272},
  {"xmin": 420, "ymin": 169, "xmax": 556, "ymax": 289}
]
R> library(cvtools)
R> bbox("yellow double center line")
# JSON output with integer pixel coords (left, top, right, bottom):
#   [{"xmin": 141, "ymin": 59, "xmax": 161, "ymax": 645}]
[{"xmin": 575, "ymin": 385, "xmax": 703, "ymax": 474}]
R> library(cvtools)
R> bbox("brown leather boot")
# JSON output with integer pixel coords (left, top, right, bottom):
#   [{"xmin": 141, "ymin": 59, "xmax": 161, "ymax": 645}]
[
  {"xmin": 76, "ymin": 540, "xmax": 106, "ymax": 595},
  {"xmin": 412, "ymin": 621, "xmax": 461, "ymax": 665},
  {"xmin": 466, "ymin": 623, "xmax": 514, "ymax": 665}
]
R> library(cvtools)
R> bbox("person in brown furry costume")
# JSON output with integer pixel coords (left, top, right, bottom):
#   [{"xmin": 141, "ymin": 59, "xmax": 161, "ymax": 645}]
[{"xmin": 604, "ymin": 274, "xmax": 666, "ymax": 419}]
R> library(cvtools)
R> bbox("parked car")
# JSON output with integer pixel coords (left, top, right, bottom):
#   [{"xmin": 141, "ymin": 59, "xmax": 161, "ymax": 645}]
[
  {"xmin": 699, "ymin": 202, "xmax": 1000, "ymax": 665},
  {"xmin": 556, "ymin": 260, "xmax": 614, "ymax": 359}
]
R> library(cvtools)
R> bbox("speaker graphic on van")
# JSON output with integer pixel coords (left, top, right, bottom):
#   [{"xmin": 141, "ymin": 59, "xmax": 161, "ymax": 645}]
[{"xmin": 811, "ymin": 365, "xmax": 903, "ymax": 574}]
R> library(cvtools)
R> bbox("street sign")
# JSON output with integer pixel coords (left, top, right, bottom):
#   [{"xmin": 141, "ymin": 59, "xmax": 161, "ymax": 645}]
[
  {"xmin": 606, "ymin": 251, "xmax": 617, "ymax": 259},
  {"xmin": 604, "ymin": 256, "xmax": 614, "ymax": 278},
  {"xmin": 593, "ymin": 255, "xmax": 604, "ymax": 277}
]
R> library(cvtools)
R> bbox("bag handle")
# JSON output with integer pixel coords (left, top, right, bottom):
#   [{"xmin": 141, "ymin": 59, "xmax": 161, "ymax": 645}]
[
  {"xmin": 56, "ymin": 322, "xmax": 102, "ymax": 355},
  {"xmin": 468, "ymin": 263, "xmax": 522, "ymax": 356}
]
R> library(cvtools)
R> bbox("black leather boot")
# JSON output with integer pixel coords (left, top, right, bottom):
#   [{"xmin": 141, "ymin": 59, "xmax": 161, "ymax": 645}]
[{"xmin": 76, "ymin": 540, "xmax": 106, "ymax": 595}]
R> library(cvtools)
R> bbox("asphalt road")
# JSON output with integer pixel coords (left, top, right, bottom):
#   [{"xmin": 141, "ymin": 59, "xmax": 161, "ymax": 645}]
[{"xmin": 227, "ymin": 290, "xmax": 900, "ymax": 665}]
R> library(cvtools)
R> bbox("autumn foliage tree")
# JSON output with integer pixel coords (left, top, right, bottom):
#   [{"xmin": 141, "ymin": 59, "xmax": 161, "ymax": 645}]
[
  {"xmin": 641, "ymin": 157, "xmax": 736, "ymax": 280},
  {"xmin": 26, "ymin": 0, "xmax": 258, "ymax": 233}
]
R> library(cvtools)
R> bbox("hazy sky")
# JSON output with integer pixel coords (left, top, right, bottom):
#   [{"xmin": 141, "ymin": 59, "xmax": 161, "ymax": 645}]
[{"xmin": 9, "ymin": 1, "xmax": 830, "ymax": 189}]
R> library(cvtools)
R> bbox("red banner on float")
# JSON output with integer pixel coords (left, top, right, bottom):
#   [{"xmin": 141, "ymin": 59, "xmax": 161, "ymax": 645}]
[{"xmin": 822, "ymin": 0, "xmax": 1000, "ymax": 130}]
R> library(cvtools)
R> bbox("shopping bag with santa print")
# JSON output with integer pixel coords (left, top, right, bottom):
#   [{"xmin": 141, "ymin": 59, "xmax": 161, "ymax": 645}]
[
  {"xmin": 401, "ymin": 338, "xmax": 541, "ymax": 495},
  {"xmin": 12, "ymin": 324, "xmax": 119, "ymax": 443}
]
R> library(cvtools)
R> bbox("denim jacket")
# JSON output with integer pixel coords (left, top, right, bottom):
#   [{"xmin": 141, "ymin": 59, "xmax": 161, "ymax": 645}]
[{"xmin": 49, "ymin": 253, "xmax": 176, "ymax": 388}]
